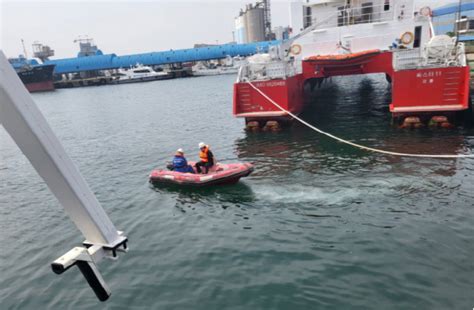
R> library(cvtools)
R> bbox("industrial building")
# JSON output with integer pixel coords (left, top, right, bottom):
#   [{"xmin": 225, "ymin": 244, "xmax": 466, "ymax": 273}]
[
  {"xmin": 432, "ymin": 2, "xmax": 474, "ymax": 40},
  {"xmin": 273, "ymin": 26, "xmax": 290, "ymax": 41},
  {"xmin": 234, "ymin": 1, "xmax": 272, "ymax": 44}
]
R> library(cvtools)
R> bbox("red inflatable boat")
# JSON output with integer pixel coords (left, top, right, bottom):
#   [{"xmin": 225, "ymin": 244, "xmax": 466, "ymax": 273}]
[{"xmin": 149, "ymin": 162, "xmax": 254, "ymax": 187}]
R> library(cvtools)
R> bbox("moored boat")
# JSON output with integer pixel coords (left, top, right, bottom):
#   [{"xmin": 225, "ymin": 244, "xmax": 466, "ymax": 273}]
[
  {"xmin": 233, "ymin": 1, "xmax": 471, "ymax": 128},
  {"xmin": 192, "ymin": 63, "xmax": 239, "ymax": 76},
  {"xmin": 112, "ymin": 64, "xmax": 173, "ymax": 84},
  {"xmin": 149, "ymin": 162, "xmax": 254, "ymax": 187},
  {"xmin": 192, "ymin": 56, "xmax": 247, "ymax": 76},
  {"xmin": 9, "ymin": 56, "xmax": 55, "ymax": 92}
]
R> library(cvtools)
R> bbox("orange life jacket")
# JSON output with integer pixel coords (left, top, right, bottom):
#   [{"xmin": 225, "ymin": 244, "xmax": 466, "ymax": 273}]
[{"xmin": 199, "ymin": 147, "xmax": 209, "ymax": 162}]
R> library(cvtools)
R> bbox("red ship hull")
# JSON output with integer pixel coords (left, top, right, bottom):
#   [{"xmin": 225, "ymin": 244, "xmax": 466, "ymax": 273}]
[
  {"xmin": 233, "ymin": 51, "xmax": 470, "ymax": 124},
  {"xmin": 390, "ymin": 66, "xmax": 470, "ymax": 114},
  {"xmin": 233, "ymin": 75, "xmax": 304, "ymax": 122},
  {"xmin": 25, "ymin": 80, "xmax": 55, "ymax": 92},
  {"xmin": 16, "ymin": 64, "xmax": 56, "ymax": 93}
]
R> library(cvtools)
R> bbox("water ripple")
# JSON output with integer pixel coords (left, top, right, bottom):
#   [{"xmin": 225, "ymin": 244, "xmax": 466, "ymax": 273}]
[{"xmin": 1, "ymin": 74, "xmax": 473, "ymax": 309}]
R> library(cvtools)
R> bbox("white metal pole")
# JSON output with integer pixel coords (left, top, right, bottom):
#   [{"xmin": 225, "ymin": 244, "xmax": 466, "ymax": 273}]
[{"xmin": 0, "ymin": 50, "xmax": 124, "ymax": 248}]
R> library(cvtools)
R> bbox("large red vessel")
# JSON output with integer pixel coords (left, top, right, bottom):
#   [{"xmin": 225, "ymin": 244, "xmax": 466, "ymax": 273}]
[{"xmin": 233, "ymin": 1, "xmax": 470, "ymax": 127}]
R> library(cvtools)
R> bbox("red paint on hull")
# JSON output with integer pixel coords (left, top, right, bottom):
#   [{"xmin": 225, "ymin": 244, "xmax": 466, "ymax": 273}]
[
  {"xmin": 25, "ymin": 80, "xmax": 55, "ymax": 92},
  {"xmin": 302, "ymin": 51, "xmax": 394, "ymax": 79},
  {"xmin": 232, "ymin": 50, "xmax": 470, "ymax": 122},
  {"xmin": 391, "ymin": 66, "xmax": 470, "ymax": 113},
  {"xmin": 233, "ymin": 75, "xmax": 304, "ymax": 120}
]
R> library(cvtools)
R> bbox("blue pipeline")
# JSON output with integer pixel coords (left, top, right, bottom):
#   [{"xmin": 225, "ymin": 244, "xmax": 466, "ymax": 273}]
[
  {"xmin": 460, "ymin": 35, "xmax": 474, "ymax": 42},
  {"xmin": 433, "ymin": 3, "xmax": 474, "ymax": 17},
  {"xmin": 9, "ymin": 57, "xmax": 40, "ymax": 70},
  {"xmin": 44, "ymin": 40, "xmax": 281, "ymax": 74},
  {"xmin": 44, "ymin": 54, "xmax": 118, "ymax": 73}
]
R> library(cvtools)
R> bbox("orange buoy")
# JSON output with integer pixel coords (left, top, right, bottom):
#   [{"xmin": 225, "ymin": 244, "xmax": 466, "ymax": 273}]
[
  {"xmin": 403, "ymin": 116, "xmax": 421, "ymax": 124},
  {"xmin": 429, "ymin": 116, "xmax": 448, "ymax": 127},
  {"xmin": 440, "ymin": 122, "xmax": 454, "ymax": 129},
  {"xmin": 400, "ymin": 31, "xmax": 415, "ymax": 45},
  {"xmin": 431, "ymin": 116, "xmax": 448, "ymax": 123},
  {"xmin": 400, "ymin": 116, "xmax": 423, "ymax": 129},
  {"xmin": 263, "ymin": 120, "xmax": 281, "ymax": 132},
  {"xmin": 289, "ymin": 44, "xmax": 302, "ymax": 56},
  {"xmin": 246, "ymin": 121, "xmax": 260, "ymax": 131},
  {"xmin": 429, "ymin": 116, "xmax": 454, "ymax": 128}
]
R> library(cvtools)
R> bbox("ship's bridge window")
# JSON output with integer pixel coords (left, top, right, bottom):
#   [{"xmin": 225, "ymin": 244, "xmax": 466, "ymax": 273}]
[
  {"xmin": 414, "ymin": 26, "xmax": 422, "ymax": 48},
  {"xmin": 361, "ymin": 2, "xmax": 373, "ymax": 23},
  {"xmin": 134, "ymin": 69, "xmax": 151, "ymax": 73},
  {"xmin": 304, "ymin": 6, "xmax": 312, "ymax": 28}
]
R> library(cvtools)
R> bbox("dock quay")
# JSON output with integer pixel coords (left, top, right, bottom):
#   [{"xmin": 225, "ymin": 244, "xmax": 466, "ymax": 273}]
[{"xmin": 54, "ymin": 76, "xmax": 115, "ymax": 88}]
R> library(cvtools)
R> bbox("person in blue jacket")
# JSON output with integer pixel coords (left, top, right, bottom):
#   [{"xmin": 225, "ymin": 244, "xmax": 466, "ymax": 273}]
[{"xmin": 170, "ymin": 149, "xmax": 194, "ymax": 173}]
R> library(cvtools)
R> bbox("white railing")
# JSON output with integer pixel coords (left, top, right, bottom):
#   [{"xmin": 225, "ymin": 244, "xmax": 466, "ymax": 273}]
[
  {"xmin": 236, "ymin": 60, "xmax": 297, "ymax": 83},
  {"xmin": 393, "ymin": 48, "xmax": 424, "ymax": 70},
  {"xmin": 393, "ymin": 42, "xmax": 467, "ymax": 70},
  {"xmin": 302, "ymin": 2, "xmax": 402, "ymax": 30},
  {"xmin": 456, "ymin": 43, "xmax": 467, "ymax": 67},
  {"xmin": 236, "ymin": 65, "xmax": 247, "ymax": 83}
]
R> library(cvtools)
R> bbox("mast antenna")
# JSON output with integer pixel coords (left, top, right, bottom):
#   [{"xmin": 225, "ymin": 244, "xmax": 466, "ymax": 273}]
[
  {"xmin": 456, "ymin": 0, "xmax": 463, "ymax": 44},
  {"xmin": 21, "ymin": 39, "xmax": 28, "ymax": 58}
]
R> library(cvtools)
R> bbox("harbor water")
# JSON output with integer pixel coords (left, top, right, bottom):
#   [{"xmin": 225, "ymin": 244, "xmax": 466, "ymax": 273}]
[{"xmin": 1, "ymin": 74, "xmax": 473, "ymax": 309}]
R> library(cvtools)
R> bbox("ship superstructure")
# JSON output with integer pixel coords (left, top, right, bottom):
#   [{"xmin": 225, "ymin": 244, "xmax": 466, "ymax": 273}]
[{"xmin": 233, "ymin": 0, "xmax": 470, "ymax": 127}]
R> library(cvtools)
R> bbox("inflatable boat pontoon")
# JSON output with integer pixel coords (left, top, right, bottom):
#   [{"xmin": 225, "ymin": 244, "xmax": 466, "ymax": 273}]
[{"xmin": 149, "ymin": 162, "xmax": 254, "ymax": 187}]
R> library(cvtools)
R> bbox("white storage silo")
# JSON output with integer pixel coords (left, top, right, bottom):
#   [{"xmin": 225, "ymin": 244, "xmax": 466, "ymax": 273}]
[
  {"xmin": 235, "ymin": 14, "xmax": 247, "ymax": 44},
  {"xmin": 245, "ymin": 5, "xmax": 266, "ymax": 43}
]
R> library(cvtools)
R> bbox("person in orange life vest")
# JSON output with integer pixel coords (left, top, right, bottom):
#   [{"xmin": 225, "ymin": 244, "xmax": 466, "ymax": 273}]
[{"xmin": 195, "ymin": 142, "xmax": 214, "ymax": 174}]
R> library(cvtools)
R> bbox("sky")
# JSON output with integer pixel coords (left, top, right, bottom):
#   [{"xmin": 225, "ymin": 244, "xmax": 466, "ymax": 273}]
[{"xmin": 0, "ymin": 0, "xmax": 462, "ymax": 59}]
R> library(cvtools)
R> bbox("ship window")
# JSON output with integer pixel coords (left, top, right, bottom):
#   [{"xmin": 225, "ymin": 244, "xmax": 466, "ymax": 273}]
[
  {"xmin": 384, "ymin": 0, "xmax": 390, "ymax": 11},
  {"xmin": 304, "ymin": 7, "xmax": 312, "ymax": 28},
  {"xmin": 134, "ymin": 69, "xmax": 151, "ymax": 73},
  {"xmin": 361, "ymin": 3, "xmax": 373, "ymax": 23},
  {"xmin": 414, "ymin": 26, "xmax": 422, "ymax": 48},
  {"xmin": 338, "ymin": 6, "xmax": 346, "ymax": 26}
]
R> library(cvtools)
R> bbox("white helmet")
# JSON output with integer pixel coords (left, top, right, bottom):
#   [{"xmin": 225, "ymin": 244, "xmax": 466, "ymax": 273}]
[{"xmin": 198, "ymin": 142, "xmax": 206, "ymax": 148}]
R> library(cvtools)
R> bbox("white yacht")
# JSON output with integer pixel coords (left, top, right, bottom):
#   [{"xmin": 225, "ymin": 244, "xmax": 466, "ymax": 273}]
[
  {"xmin": 192, "ymin": 56, "xmax": 247, "ymax": 76},
  {"xmin": 113, "ymin": 64, "xmax": 172, "ymax": 84}
]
